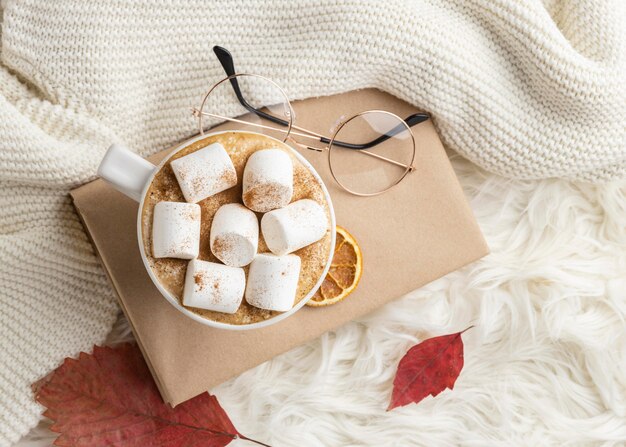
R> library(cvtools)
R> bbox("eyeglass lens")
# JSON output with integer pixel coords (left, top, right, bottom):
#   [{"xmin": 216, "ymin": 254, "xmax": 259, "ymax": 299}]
[{"xmin": 329, "ymin": 111, "xmax": 415, "ymax": 196}]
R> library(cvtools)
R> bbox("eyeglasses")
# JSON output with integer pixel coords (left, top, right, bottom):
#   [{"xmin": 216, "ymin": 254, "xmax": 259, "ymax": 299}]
[{"xmin": 192, "ymin": 46, "xmax": 430, "ymax": 196}]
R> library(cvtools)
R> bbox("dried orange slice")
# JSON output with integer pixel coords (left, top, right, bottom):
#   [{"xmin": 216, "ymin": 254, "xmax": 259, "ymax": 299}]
[{"xmin": 307, "ymin": 226, "xmax": 362, "ymax": 307}]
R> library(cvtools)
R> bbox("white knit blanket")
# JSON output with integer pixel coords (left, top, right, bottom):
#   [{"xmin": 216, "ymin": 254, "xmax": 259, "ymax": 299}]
[{"xmin": 2, "ymin": 1, "xmax": 626, "ymax": 445}]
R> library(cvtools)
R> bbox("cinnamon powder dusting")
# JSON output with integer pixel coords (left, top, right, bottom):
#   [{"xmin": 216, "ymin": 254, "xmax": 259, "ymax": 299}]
[
  {"xmin": 194, "ymin": 271, "xmax": 205, "ymax": 291},
  {"xmin": 211, "ymin": 236, "xmax": 234, "ymax": 259},
  {"xmin": 243, "ymin": 182, "xmax": 290, "ymax": 212},
  {"xmin": 141, "ymin": 132, "xmax": 331, "ymax": 325},
  {"xmin": 222, "ymin": 168, "xmax": 237, "ymax": 186},
  {"xmin": 191, "ymin": 176, "xmax": 206, "ymax": 197}
]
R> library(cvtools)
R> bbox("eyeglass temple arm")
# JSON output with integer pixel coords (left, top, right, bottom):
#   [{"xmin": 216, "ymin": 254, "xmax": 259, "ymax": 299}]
[
  {"xmin": 316, "ymin": 113, "xmax": 430, "ymax": 150},
  {"xmin": 213, "ymin": 45, "xmax": 430, "ymax": 148},
  {"xmin": 213, "ymin": 46, "xmax": 288, "ymax": 127}
]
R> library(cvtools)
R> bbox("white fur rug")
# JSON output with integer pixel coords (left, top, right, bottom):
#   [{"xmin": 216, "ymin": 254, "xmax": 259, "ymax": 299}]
[{"xmin": 17, "ymin": 154, "xmax": 626, "ymax": 446}]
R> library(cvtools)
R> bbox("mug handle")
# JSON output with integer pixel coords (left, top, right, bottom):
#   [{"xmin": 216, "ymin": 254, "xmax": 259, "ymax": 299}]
[{"xmin": 97, "ymin": 144, "xmax": 156, "ymax": 202}]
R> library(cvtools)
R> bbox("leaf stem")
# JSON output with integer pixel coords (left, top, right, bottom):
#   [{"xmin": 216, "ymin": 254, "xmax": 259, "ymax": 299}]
[
  {"xmin": 460, "ymin": 325, "xmax": 475, "ymax": 334},
  {"xmin": 237, "ymin": 433, "xmax": 273, "ymax": 446}
]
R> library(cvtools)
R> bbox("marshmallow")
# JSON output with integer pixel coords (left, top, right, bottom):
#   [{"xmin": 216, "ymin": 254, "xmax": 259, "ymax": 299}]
[
  {"xmin": 245, "ymin": 254, "xmax": 301, "ymax": 312},
  {"xmin": 210, "ymin": 203, "xmax": 259, "ymax": 267},
  {"xmin": 183, "ymin": 259, "xmax": 245, "ymax": 314},
  {"xmin": 152, "ymin": 201, "xmax": 201, "ymax": 259},
  {"xmin": 242, "ymin": 149, "xmax": 293, "ymax": 212},
  {"xmin": 170, "ymin": 143, "xmax": 237, "ymax": 203},
  {"xmin": 261, "ymin": 199, "xmax": 328, "ymax": 255}
]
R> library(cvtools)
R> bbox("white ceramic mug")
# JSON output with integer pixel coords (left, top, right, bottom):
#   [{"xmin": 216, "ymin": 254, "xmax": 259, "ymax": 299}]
[{"xmin": 97, "ymin": 131, "xmax": 336, "ymax": 330}]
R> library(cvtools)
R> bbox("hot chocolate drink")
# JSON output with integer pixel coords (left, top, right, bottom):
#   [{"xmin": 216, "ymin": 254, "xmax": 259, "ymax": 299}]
[{"xmin": 141, "ymin": 132, "xmax": 332, "ymax": 325}]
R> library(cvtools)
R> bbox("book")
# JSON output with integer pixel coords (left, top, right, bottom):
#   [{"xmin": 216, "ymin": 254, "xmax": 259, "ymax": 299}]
[{"xmin": 71, "ymin": 88, "xmax": 489, "ymax": 406}]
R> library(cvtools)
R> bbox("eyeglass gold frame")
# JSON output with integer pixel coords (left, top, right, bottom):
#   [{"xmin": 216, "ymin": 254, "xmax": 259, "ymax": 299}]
[
  {"xmin": 196, "ymin": 73, "xmax": 294, "ymax": 141},
  {"xmin": 192, "ymin": 73, "xmax": 417, "ymax": 197}
]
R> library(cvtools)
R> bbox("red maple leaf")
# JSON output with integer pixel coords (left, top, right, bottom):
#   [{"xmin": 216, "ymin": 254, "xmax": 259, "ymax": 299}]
[
  {"xmin": 388, "ymin": 327, "xmax": 471, "ymax": 410},
  {"xmin": 35, "ymin": 343, "xmax": 270, "ymax": 447}
]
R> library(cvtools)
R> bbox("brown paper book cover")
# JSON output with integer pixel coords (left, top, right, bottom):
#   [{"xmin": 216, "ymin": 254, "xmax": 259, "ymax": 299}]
[{"xmin": 71, "ymin": 89, "xmax": 489, "ymax": 406}]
